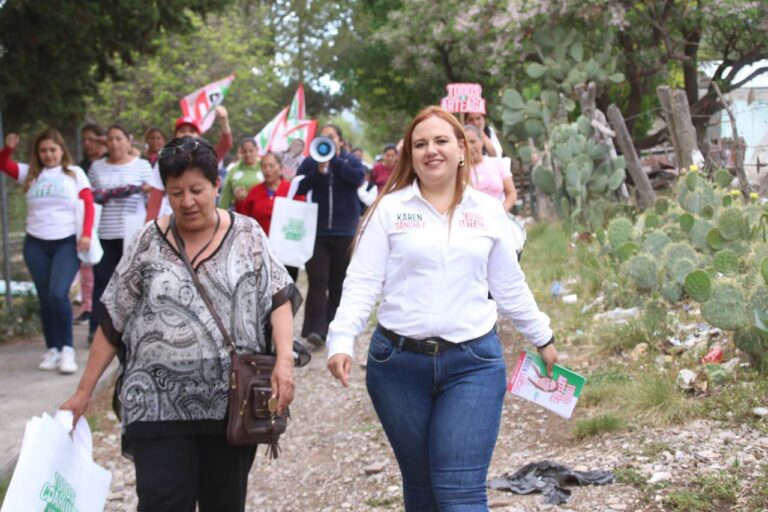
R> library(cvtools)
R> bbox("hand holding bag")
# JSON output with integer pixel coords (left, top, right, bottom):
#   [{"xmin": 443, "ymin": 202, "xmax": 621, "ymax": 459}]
[{"xmin": 169, "ymin": 216, "xmax": 288, "ymax": 458}]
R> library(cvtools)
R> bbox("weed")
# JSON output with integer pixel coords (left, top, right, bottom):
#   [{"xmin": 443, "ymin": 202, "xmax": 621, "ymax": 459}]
[
  {"xmin": 614, "ymin": 466, "xmax": 646, "ymax": 487},
  {"xmin": 640, "ymin": 440, "xmax": 672, "ymax": 458},
  {"xmin": 628, "ymin": 374, "xmax": 696, "ymax": 426},
  {"xmin": 0, "ymin": 293, "xmax": 41, "ymax": 343},
  {"xmin": 664, "ymin": 470, "xmax": 740, "ymax": 511},
  {"xmin": 701, "ymin": 373, "xmax": 768, "ymax": 428},
  {"xmin": 364, "ymin": 496, "xmax": 399, "ymax": 507},
  {"xmin": 744, "ymin": 463, "xmax": 768, "ymax": 510},
  {"xmin": 572, "ymin": 413, "xmax": 624, "ymax": 440}
]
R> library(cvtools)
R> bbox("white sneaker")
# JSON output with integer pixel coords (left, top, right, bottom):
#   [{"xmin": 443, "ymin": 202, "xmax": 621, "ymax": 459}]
[
  {"xmin": 59, "ymin": 346, "xmax": 78, "ymax": 374},
  {"xmin": 39, "ymin": 348, "xmax": 61, "ymax": 371}
]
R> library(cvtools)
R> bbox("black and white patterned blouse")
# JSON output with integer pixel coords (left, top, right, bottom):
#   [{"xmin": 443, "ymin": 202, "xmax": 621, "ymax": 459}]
[{"xmin": 99, "ymin": 212, "xmax": 299, "ymax": 441}]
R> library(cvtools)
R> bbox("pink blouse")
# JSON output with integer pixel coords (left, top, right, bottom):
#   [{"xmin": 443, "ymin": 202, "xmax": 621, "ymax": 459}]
[{"xmin": 469, "ymin": 157, "xmax": 511, "ymax": 202}]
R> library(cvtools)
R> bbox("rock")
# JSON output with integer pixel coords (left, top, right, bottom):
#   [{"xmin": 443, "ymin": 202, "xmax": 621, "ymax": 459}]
[
  {"xmin": 752, "ymin": 407, "xmax": 768, "ymax": 417},
  {"xmin": 648, "ymin": 471, "xmax": 672, "ymax": 484},
  {"xmin": 364, "ymin": 462, "xmax": 386, "ymax": 475},
  {"xmin": 630, "ymin": 343, "xmax": 649, "ymax": 360},
  {"xmin": 676, "ymin": 369, "xmax": 697, "ymax": 390}
]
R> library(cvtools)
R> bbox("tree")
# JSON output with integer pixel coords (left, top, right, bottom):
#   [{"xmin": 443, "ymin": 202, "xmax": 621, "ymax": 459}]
[{"xmin": 0, "ymin": 0, "xmax": 232, "ymax": 133}]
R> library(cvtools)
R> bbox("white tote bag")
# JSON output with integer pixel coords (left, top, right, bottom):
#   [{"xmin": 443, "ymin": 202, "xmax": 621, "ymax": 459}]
[
  {"xmin": 123, "ymin": 198, "xmax": 148, "ymax": 247},
  {"xmin": 269, "ymin": 197, "xmax": 318, "ymax": 268},
  {"xmin": 75, "ymin": 201, "xmax": 104, "ymax": 266},
  {"xmin": 1, "ymin": 411, "xmax": 112, "ymax": 512}
]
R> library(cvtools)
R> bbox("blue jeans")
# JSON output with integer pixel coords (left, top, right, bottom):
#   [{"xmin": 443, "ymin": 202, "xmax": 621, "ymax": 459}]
[
  {"xmin": 90, "ymin": 238, "xmax": 123, "ymax": 334},
  {"xmin": 23, "ymin": 235, "xmax": 80, "ymax": 350},
  {"xmin": 366, "ymin": 327, "xmax": 507, "ymax": 511}
]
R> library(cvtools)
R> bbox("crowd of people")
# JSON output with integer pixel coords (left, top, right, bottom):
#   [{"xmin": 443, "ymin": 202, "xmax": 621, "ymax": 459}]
[{"xmin": 1, "ymin": 102, "xmax": 556, "ymax": 511}]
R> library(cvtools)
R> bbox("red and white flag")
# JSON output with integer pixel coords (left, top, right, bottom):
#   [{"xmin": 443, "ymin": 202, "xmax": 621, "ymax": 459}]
[
  {"xmin": 254, "ymin": 84, "xmax": 315, "ymax": 156},
  {"xmin": 179, "ymin": 74, "xmax": 235, "ymax": 134}
]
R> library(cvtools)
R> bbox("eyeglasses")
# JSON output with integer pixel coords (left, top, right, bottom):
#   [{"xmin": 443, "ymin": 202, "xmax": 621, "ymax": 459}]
[{"xmin": 158, "ymin": 140, "xmax": 201, "ymax": 159}]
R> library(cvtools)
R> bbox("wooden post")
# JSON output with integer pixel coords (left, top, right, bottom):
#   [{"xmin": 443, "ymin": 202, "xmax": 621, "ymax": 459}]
[
  {"xmin": 712, "ymin": 82, "xmax": 750, "ymax": 198},
  {"xmin": 669, "ymin": 89, "xmax": 699, "ymax": 170},
  {"xmin": 656, "ymin": 86, "xmax": 683, "ymax": 166},
  {"xmin": 607, "ymin": 104, "xmax": 657, "ymax": 210}
]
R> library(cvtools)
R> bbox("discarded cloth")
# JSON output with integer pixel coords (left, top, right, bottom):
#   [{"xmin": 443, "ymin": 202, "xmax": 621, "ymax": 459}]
[{"xmin": 488, "ymin": 460, "xmax": 614, "ymax": 505}]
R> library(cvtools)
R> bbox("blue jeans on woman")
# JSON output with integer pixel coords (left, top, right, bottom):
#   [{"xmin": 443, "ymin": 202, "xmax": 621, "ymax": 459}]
[
  {"xmin": 366, "ymin": 327, "xmax": 507, "ymax": 512},
  {"xmin": 23, "ymin": 235, "xmax": 80, "ymax": 350}
]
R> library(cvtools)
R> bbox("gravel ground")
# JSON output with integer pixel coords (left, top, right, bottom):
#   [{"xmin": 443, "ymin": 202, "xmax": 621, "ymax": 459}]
[{"xmin": 91, "ymin": 285, "xmax": 768, "ymax": 511}]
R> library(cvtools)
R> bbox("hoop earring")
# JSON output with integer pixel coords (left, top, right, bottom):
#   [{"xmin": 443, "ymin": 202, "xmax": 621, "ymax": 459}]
[{"xmin": 459, "ymin": 157, "xmax": 465, "ymax": 167}]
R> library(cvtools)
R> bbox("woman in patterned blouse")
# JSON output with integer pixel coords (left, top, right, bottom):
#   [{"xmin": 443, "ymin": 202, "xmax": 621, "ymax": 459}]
[{"xmin": 63, "ymin": 136, "xmax": 301, "ymax": 511}]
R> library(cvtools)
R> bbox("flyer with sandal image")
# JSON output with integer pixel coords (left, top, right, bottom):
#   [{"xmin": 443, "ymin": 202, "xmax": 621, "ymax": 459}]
[{"xmin": 507, "ymin": 351, "xmax": 587, "ymax": 419}]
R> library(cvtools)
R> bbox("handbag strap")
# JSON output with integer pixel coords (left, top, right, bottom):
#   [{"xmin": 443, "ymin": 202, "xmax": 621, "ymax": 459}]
[{"xmin": 169, "ymin": 214, "xmax": 238, "ymax": 354}]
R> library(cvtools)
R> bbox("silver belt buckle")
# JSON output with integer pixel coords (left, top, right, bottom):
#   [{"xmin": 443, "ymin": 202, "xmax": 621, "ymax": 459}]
[{"xmin": 424, "ymin": 338, "xmax": 440, "ymax": 355}]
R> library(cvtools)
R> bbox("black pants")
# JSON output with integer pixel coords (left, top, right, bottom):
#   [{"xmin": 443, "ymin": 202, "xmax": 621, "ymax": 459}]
[
  {"xmin": 301, "ymin": 235, "xmax": 353, "ymax": 339},
  {"xmin": 131, "ymin": 434, "xmax": 257, "ymax": 512},
  {"xmin": 89, "ymin": 238, "xmax": 123, "ymax": 334}
]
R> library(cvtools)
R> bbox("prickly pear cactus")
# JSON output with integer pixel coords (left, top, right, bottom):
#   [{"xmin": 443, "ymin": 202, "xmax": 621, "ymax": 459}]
[
  {"xmin": 661, "ymin": 281, "xmax": 683, "ymax": 303},
  {"xmin": 627, "ymin": 254, "xmax": 658, "ymax": 291},
  {"xmin": 663, "ymin": 242, "xmax": 698, "ymax": 266},
  {"xmin": 677, "ymin": 174, "xmax": 717, "ymax": 214},
  {"xmin": 684, "ymin": 270, "xmax": 711, "ymax": 302},
  {"xmin": 701, "ymin": 281, "xmax": 749, "ymax": 330},
  {"xmin": 734, "ymin": 328, "xmax": 768, "ymax": 373},
  {"xmin": 643, "ymin": 231, "xmax": 671, "ymax": 258},
  {"xmin": 714, "ymin": 249, "xmax": 739, "ymax": 275},
  {"xmin": 607, "ymin": 217, "xmax": 633, "ymax": 250},
  {"xmin": 689, "ymin": 219, "xmax": 714, "ymax": 252},
  {"xmin": 717, "ymin": 208, "xmax": 749, "ymax": 241}
]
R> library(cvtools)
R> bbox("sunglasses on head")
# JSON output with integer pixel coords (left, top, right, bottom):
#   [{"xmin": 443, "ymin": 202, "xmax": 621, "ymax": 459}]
[{"xmin": 158, "ymin": 140, "xmax": 211, "ymax": 159}]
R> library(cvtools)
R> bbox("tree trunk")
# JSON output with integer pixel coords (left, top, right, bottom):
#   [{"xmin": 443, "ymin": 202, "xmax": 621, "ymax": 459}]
[
  {"xmin": 670, "ymin": 89, "xmax": 699, "ymax": 170},
  {"xmin": 656, "ymin": 86, "xmax": 681, "ymax": 165},
  {"xmin": 606, "ymin": 104, "xmax": 657, "ymax": 210}
]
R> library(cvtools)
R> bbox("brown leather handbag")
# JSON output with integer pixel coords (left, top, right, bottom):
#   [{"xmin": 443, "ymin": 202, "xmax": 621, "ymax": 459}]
[{"xmin": 170, "ymin": 217, "xmax": 288, "ymax": 458}]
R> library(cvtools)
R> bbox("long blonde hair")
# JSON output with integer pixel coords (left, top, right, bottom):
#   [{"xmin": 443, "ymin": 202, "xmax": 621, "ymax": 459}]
[
  {"xmin": 357, "ymin": 106, "xmax": 472, "ymax": 243},
  {"xmin": 24, "ymin": 128, "xmax": 75, "ymax": 192}
]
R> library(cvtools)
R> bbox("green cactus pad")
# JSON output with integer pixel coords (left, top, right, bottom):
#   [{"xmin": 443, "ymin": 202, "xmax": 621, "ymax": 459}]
[
  {"xmin": 714, "ymin": 169, "xmax": 732, "ymax": 188},
  {"xmin": 661, "ymin": 281, "xmax": 683, "ymax": 303},
  {"xmin": 701, "ymin": 282, "xmax": 749, "ymax": 330},
  {"xmin": 689, "ymin": 219, "xmax": 714, "ymax": 251},
  {"xmin": 596, "ymin": 228, "xmax": 606, "ymax": 246},
  {"xmin": 677, "ymin": 178, "xmax": 717, "ymax": 214},
  {"xmin": 663, "ymin": 242, "xmax": 698, "ymax": 266},
  {"xmin": 733, "ymin": 328, "xmax": 768, "ymax": 373},
  {"xmin": 679, "ymin": 213, "xmax": 695, "ymax": 232},
  {"xmin": 607, "ymin": 217, "xmax": 634, "ymax": 250},
  {"xmin": 655, "ymin": 198, "xmax": 670, "ymax": 215},
  {"xmin": 723, "ymin": 195, "xmax": 733, "ymax": 207},
  {"xmin": 643, "ymin": 231, "xmax": 671, "ymax": 257},
  {"xmin": 701, "ymin": 205, "xmax": 715, "ymax": 219},
  {"xmin": 644, "ymin": 214, "xmax": 660, "ymax": 230},
  {"xmin": 707, "ymin": 228, "xmax": 725, "ymax": 250},
  {"xmin": 628, "ymin": 254, "xmax": 658, "ymax": 291},
  {"xmin": 616, "ymin": 242, "xmax": 639, "ymax": 262},
  {"xmin": 684, "ymin": 270, "xmax": 711, "ymax": 301},
  {"xmin": 714, "ymin": 249, "xmax": 739, "ymax": 275},
  {"xmin": 686, "ymin": 172, "xmax": 698, "ymax": 191},
  {"xmin": 718, "ymin": 208, "xmax": 748, "ymax": 241},
  {"xmin": 669, "ymin": 258, "xmax": 696, "ymax": 285},
  {"xmin": 532, "ymin": 166, "xmax": 557, "ymax": 194},
  {"xmin": 761, "ymin": 257, "xmax": 768, "ymax": 285}
]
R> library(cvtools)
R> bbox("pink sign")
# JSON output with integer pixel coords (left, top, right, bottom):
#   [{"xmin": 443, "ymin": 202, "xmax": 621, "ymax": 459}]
[{"xmin": 440, "ymin": 83, "xmax": 486, "ymax": 114}]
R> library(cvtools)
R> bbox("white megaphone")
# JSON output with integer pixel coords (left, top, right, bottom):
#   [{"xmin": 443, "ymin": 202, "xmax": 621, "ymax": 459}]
[{"xmin": 309, "ymin": 136, "xmax": 336, "ymax": 163}]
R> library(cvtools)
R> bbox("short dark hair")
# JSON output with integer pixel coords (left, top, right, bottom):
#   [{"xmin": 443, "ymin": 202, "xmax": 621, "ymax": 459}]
[
  {"xmin": 158, "ymin": 137, "xmax": 219, "ymax": 187},
  {"xmin": 322, "ymin": 124, "xmax": 344, "ymax": 142},
  {"xmin": 107, "ymin": 124, "xmax": 132, "ymax": 140},
  {"xmin": 383, "ymin": 143, "xmax": 398, "ymax": 153},
  {"xmin": 81, "ymin": 123, "xmax": 105, "ymax": 137}
]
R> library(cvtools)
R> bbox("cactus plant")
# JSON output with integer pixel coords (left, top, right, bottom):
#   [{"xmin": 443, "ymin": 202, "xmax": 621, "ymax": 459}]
[
  {"xmin": 684, "ymin": 270, "xmax": 711, "ymax": 301},
  {"xmin": 655, "ymin": 198, "xmax": 670, "ymax": 215},
  {"xmin": 679, "ymin": 213, "xmax": 695, "ymax": 232},
  {"xmin": 707, "ymin": 228, "xmax": 725, "ymax": 250},
  {"xmin": 762, "ymin": 257, "xmax": 768, "ymax": 285},
  {"xmin": 689, "ymin": 219, "xmax": 714, "ymax": 251},
  {"xmin": 734, "ymin": 328, "xmax": 768, "ymax": 373},
  {"xmin": 701, "ymin": 281, "xmax": 749, "ymax": 330},
  {"xmin": 668, "ymin": 258, "xmax": 696, "ymax": 285},
  {"xmin": 661, "ymin": 281, "xmax": 683, "ymax": 303},
  {"xmin": 607, "ymin": 217, "xmax": 633, "ymax": 250},
  {"xmin": 663, "ymin": 242, "xmax": 698, "ymax": 266},
  {"xmin": 643, "ymin": 231, "xmax": 671, "ymax": 257},
  {"xmin": 677, "ymin": 175, "xmax": 717, "ymax": 214},
  {"xmin": 718, "ymin": 208, "xmax": 749, "ymax": 241},
  {"xmin": 532, "ymin": 166, "xmax": 557, "ymax": 194},
  {"xmin": 627, "ymin": 254, "xmax": 658, "ymax": 291},
  {"xmin": 714, "ymin": 169, "xmax": 732, "ymax": 188},
  {"xmin": 714, "ymin": 249, "xmax": 739, "ymax": 275}
]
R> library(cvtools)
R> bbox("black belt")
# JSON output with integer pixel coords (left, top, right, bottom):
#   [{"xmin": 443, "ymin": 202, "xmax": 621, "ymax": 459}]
[{"xmin": 376, "ymin": 324, "xmax": 464, "ymax": 356}]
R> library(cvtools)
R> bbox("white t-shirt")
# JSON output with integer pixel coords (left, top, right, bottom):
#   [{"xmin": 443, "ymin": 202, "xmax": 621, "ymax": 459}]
[
  {"xmin": 88, "ymin": 157, "xmax": 152, "ymax": 239},
  {"xmin": 327, "ymin": 182, "xmax": 552, "ymax": 358},
  {"xmin": 20, "ymin": 164, "xmax": 90, "ymax": 240}
]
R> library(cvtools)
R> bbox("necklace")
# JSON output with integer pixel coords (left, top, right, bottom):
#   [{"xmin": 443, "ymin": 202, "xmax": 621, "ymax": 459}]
[{"xmin": 172, "ymin": 210, "xmax": 221, "ymax": 267}]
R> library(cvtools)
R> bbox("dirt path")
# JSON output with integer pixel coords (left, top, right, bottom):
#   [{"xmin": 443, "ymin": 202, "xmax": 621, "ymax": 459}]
[{"xmin": 92, "ymin": 312, "xmax": 767, "ymax": 511}]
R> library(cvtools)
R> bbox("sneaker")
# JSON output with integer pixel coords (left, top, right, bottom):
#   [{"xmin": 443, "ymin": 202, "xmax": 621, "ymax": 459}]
[
  {"xmin": 59, "ymin": 346, "xmax": 78, "ymax": 374},
  {"xmin": 38, "ymin": 348, "xmax": 61, "ymax": 371},
  {"xmin": 306, "ymin": 332, "xmax": 326, "ymax": 348},
  {"xmin": 74, "ymin": 312, "xmax": 91, "ymax": 325}
]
